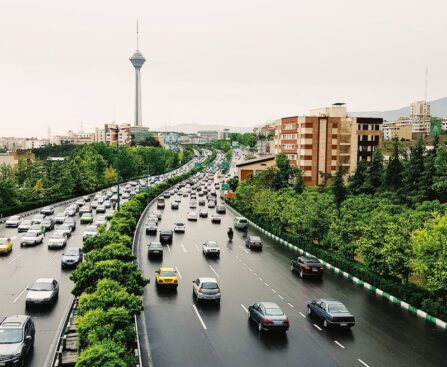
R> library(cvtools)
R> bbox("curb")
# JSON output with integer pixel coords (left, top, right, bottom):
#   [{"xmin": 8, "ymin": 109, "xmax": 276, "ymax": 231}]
[{"xmin": 226, "ymin": 204, "xmax": 447, "ymax": 330}]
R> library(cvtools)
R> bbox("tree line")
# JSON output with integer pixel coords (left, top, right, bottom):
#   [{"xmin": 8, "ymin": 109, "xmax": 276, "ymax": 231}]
[{"xmin": 229, "ymin": 139, "xmax": 447, "ymax": 320}]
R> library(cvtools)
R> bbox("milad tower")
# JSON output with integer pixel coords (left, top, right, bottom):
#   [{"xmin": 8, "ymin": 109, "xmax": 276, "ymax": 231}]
[{"xmin": 129, "ymin": 21, "xmax": 146, "ymax": 127}]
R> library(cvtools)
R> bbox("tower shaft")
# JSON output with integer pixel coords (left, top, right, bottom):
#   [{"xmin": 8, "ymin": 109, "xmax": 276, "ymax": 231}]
[{"xmin": 134, "ymin": 67, "xmax": 142, "ymax": 127}]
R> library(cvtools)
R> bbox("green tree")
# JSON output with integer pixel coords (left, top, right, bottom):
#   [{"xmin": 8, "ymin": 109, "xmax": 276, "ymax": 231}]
[
  {"xmin": 403, "ymin": 138, "xmax": 425, "ymax": 203},
  {"xmin": 364, "ymin": 149, "xmax": 384, "ymax": 193},
  {"xmin": 227, "ymin": 176, "xmax": 239, "ymax": 192},
  {"xmin": 432, "ymin": 145, "xmax": 447, "ymax": 202},
  {"xmin": 384, "ymin": 139, "xmax": 403, "ymax": 191},
  {"xmin": 75, "ymin": 340, "xmax": 133, "ymax": 367},
  {"xmin": 293, "ymin": 167, "xmax": 304, "ymax": 194},
  {"xmin": 332, "ymin": 165, "xmax": 346, "ymax": 208},
  {"xmin": 273, "ymin": 154, "xmax": 292, "ymax": 190},
  {"xmin": 348, "ymin": 159, "xmax": 368, "ymax": 194}
]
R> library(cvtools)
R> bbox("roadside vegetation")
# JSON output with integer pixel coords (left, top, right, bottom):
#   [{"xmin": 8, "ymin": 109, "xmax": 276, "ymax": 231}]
[
  {"xmin": 229, "ymin": 138, "xmax": 447, "ymax": 320},
  {"xmin": 0, "ymin": 144, "xmax": 193, "ymax": 217}
]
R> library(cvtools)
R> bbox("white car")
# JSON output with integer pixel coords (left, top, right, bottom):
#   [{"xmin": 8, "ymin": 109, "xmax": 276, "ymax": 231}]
[
  {"xmin": 148, "ymin": 215, "xmax": 158, "ymax": 224},
  {"xmin": 95, "ymin": 215, "xmax": 107, "ymax": 227},
  {"xmin": 173, "ymin": 222, "xmax": 186, "ymax": 233},
  {"xmin": 151, "ymin": 210, "xmax": 162, "ymax": 220},
  {"xmin": 5, "ymin": 215, "xmax": 23, "ymax": 228},
  {"xmin": 83, "ymin": 225, "xmax": 98, "ymax": 240},
  {"xmin": 210, "ymin": 214, "xmax": 222, "ymax": 224},
  {"xmin": 48, "ymin": 231, "xmax": 68, "ymax": 249},
  {"xmin": 187, "ymin": 211, "xmax": 198, "ymax": 221},
  {"xmin": 192, "ymin": 277, "xmax": 221, "ymax": 303},
  {"xmin": 20, "ymin": 232, "xmax": 44, "ymax": 247},
  {"xmin": 26, "ymin": 278, "xmax": 59, "ymax": 307},
  {"xmin": 202, "ymin": 241, "xmax": 221, "ymax": 257},
  {"xmin": 64, "ymin": 207, "xmax": 77, "ymax": 217}
]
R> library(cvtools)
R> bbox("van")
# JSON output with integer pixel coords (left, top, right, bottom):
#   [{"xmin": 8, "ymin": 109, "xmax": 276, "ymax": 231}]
[
  {"xmin": 234, "ymin": 216, "xmax": 248, "ymax": 230},
  {"xmin": 157, "ymin": 198, "xmax": 165, "ymax": 209}
]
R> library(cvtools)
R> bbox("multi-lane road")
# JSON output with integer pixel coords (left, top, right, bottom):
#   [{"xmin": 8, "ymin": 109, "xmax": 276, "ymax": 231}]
[{"xmin": 137, "ymin": 170, "xmax": 447, "ymax": 367}]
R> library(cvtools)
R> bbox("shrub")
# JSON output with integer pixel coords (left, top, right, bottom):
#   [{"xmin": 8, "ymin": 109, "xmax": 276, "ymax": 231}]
[
  {"xmin": 85, "ymin": 244, "xmax": 135, "ymax": 263},
  {"xmin": 83, "ymin": 230, "xmax": 132, "ymax": 253},
  {"xmin": 75, "ymin": 339, "xmax": 134, "ymax": 367}
]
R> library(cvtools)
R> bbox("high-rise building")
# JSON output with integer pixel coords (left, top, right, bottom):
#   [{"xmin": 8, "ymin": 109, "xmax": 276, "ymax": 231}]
[{"xmin": 129, "ymin": 22, "xmax": 146, "ymax": 127}]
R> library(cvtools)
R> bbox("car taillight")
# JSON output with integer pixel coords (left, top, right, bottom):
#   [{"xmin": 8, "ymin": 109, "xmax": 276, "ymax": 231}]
[
  {"xmin": 304, "ymin": 266, "xmax": 311, "ymax": 270},
  {"xmin": 284, "ymin": 317, "xmax": 289, "ymax": 325},
  {"xmin": 319, "ymin": 266, "xmax": 324, "ymax": 271},
  {"xmin": 263, "ymin": 317, "xmax": 271, "ymax": 324}
]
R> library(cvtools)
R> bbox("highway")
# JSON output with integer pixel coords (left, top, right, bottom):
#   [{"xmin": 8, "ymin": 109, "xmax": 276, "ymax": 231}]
[{"xmin": 137, "ymin": 171, "xmax": 447, "ymax": 367}]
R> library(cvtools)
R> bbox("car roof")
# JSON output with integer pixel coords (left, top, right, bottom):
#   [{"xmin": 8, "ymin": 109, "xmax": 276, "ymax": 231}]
[
  {"xmin": 259, "ymin": 302, "xmax": 281, "ymax": 308},
  {"xmin": 198, "ymin": 277, "xmax": 218, "ymax": 283},
  {"xmin": 34, "ymin": 278, "xmax": 55, "ymax": 283},
  {"xmin": 149, "ymin": 242, "xmax": 162, "ymax": 246},
  {"xmin": 159, "ymin": 267, "xmax": 175, "ymax": 272},
  {"xmin": 318, "ymin": 299, "xmax": 342, "ymax": 305},
  {"xmin": 1, "ymin": 315, "xmax": 29, "ymax": 327}
]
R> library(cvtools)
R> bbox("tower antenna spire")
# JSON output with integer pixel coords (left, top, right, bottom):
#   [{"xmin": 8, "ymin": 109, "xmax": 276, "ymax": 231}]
[
  {"xmin": 424, "ymin": 66, "xmax": 428, "ymax": 103},
  {"xmin": 136, "ymin": 19, "xmax": 140, "ymax": 50}
]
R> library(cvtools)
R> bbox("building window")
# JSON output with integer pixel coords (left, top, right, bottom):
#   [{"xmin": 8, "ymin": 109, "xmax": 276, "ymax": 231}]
[
  {"xmin": 362, "ymin": 124, "xmax": 368, "ymax": 130},
  {"xmin": 375, "ymin": 124, "xmax": 380, "ymax": 131}
]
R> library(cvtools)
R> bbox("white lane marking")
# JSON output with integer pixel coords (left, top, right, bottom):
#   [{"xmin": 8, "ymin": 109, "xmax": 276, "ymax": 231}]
[
  {"xmin": 180, "ymin": 244, "xmax": 187, "ymax": 253},
  {"xmin": 13, "ymin": 286, "xmax": 28, "ymax": 304},
  {"xmin": 254, "ymin": 272, "xmax": 258, "ymax": 276},
  {"xmin": 334, "ymin": 341, "xmax": 345, "ymax": 349},
  {"xmin": 209, "ymin": 265, "xmax": 220, "ymax": 278},
  {"xmin": 358, "ymin": 359, "xmax": 370, "ymax": 367},
  {"xmin": 288, "ymin": 302, "xmax": 295, "ymax": 309},
  {"xmin": 271, "ymin": 288, "xmax": 277, "ymax": 294},
  {"xmin": 11, "ymin": 235, "xmax": 17, "ymax": 240},
  {"xmin": 248, "ymin": 268, "xmax": 253, "ymax": 272},
  {"xmin": 194, "ymin": 244, "xmax": 199, "ymax": 252},
  {"xmin": 240, "ymin": 304, "xmax": 249, "ymax": 313},
  {"xmin": 7, "ymin": 254, "xmax": 23, "ymax": 265},
  {"xmin": 278, "ymin": 294, "xmax": 284, "ymax": 300},
  {"xmin": 192, "ymin": 305, "xmax": 207, "ymax": 330},
  {"xmin": 244, "ymin": 249, "xmax": 250, "ymax": 254},
  {"xmin": 167, "ymin": 245, "xmax": 171, "ymax": 253},
  {"xmin": 47, "ymin": 253, "xmax": 58, "ymax": 263},
  {"xmin": 299, "ymin": 312, "xmax": 306, "ymax": 318},
  {"xmin": 264, "ymin": 282, "xmax": 270, "ymax": 287},
  {"xmin": 313, "ymin": 324, "xmax": 322, "ymax": 331},
  {"xmin": 258, "ymin": 277, "xmax": 263, "ymax": 281},
  {"xmin": 242, "ymin": 262, "xmax": 246, "ymax": 266},
  {"xmin": 175, "ymin": 267, "xmax": 183, "ymax": 279}
]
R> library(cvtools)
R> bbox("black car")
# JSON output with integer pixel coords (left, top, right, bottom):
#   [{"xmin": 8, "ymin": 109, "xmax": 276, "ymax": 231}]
[
  {"xmin": 146, "ymin": 223, "xmax": 158, "ymax": 235},
  {"xmin": 307, "ymin": 299, "xmax": 355, "ymax": 328},
  {"xmin": 171, "ymin": 202, "xmax": 179, "ymax": 210},
  {"xmin": 61, "ymin": 247, "xmax": 83, "ymax": 269},
  {"xmin": 159, "ymin": 230, "xmax": 173, "ymax": 244},
  {"xmin": 216, "ymin": 205, "xmax": 226, "ymax": 214},
  {"xmin": 248, "ymin": 302, "xmax": 289, "ymax": 333},
  {"xmin": 245, "ymin": 236, "xmax": 263, "ymax": 250},
  {"xmin": 41, "ymin": 218, "xmax": 55, "ymax": 232},
  {"xmin": 291, "ymin": 256, "xmax": 324, "ymax": 278},
  {"xmin": 148, "ymin": 242, "xmax": 163, "ymax": 259},
  {"xmin": 0, "ymin": 315, "xmax": 35, "ymax": 365}
]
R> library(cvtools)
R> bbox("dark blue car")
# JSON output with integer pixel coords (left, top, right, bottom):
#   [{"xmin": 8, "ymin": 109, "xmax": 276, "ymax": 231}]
[{"xmin": 307, "ymin": 299, "xmax": 355, "ymax": 328}]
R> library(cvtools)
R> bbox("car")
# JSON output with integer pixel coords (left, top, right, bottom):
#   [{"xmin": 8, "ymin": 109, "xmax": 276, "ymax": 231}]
[
  {"xmin": 0, "ymin": 315, "xmax": 35, "ymax": 366},
  {"xmin": 163, "ymin": 192, "xmax": 171, "ymax": 199},
  {"xmin": 210, "ymin": 214, "xmax": 221, "ymax": 224},
  {"xmin": 91, "ymin": 200, "xmax": 99, "ymax": 209},
  {"xmin": 207, "ymin": 201, "xmax": 216, "ymax": 208},
  {"xmin": 79, "ymin": 205, "xmax": 92, "ymax": 215},
  {"xmin": 171, "ymin": 202, "xmax": 179, "ymax": 210},
  {"xmin": 202, "ymin": 241, "xmax": 220, "ymax": 257},
  {"xmin": 63, "ymin": 217, "xmax": 77, "ymax": 230},
  {"xmin": 157, "ymin": 198, "xmax": 165, "ymax": 209},
  {"xmin": 17, "ymin": 220, "xmax": 33, "ymax": 232},
  {"xmin": 56, "ymin": 224, "xmax": 73, "ymax": 237},
  {"xmin": 103, "ymin": 200, "xmax": 111, "ymax": 209},
  {"xmin": 248, "ymin": 302, "xmax": 289, "ymax": 333},
  {"xmin": 291, "ymin": 256, "xmax": 324, "ymax": 278},
  {"xmin": 198, "ymin": 198, "xmax": 206, "ymax": 206},
  {"xmin": 122, "ymin": 192, "xmax": 130, "ymax": 199},
  {"xmin": 155, "ymin": 267, "xmax": 178, "ymax": 289},
  {"xmin": 105, "ymin": 209, "xmax": 115, "ymax": 220},
  {"xmin": 75, "ymin": 199, "xmax": 85, "ymax": 207},
  {"xmin": 31, "ymin": 214, "xmax": 45, "ymax": 225},
  {"xmin": 41, "ymin": 218, "xmax": 55, "ymax": 231},
  {"xmin": 146, "ymin": 223, "xmax": 158, "ymax": 235},
  {"xmin": 152, "ymin": 210, "xmax": 162, "ymax": 220},
  {"xmin": 95, "ymin": 215, "xmax": 107, "ymax": 227},
  {"xmin": 192, "ymin": 277, "xmax": 221, "ymax": 304},
  {"xmin": 174, "ymin": 195, "xmax": 182, "ymax": 203},
  {"xmin": 159, "ymin": 230, "xmax": 173, "ymax": 244},
  {"xmin": 199, "ymin": 209, "xmax": 209, "ymax": 218},
  {"xmin": 53, "ymin": 213, "xmax": 67, "ymax": 224},
  {"xmin": 147, "ymin": 242, "xmax": 163, "ymax": 259},
  {"xmin": 0, "ymin": 237, "xmax": 13, "ymax": 254},
  {"xmin": 5, "ymin": 215, "xmax": 23, "ymax": 228},
  {"xmin": 80, "ymin": 213, "xmax": 94, "ymax": 224},
  {"xmin": 48, "ymin": 231, "xmax": 68, "ymax": 249},
  {"xmin": 25, "ymin": 278, "xmax": 59, "ymax": 307},
  {"xmin": 83, "ymin": 225, "xmax": 98, "ymax": 240},
  {"xmin": 148, "ymin": 215, "xmax": 159, "ymax": 224},
  {"xmin": 307, "ymin": 299, "xmax": 355, "ymax": 328},
  {"xmin": 189, "ymin": 201, "xmax": 197, "ymax": 209},
  {"xmin": 96, "ymin": 205, "xmax": 106, "ymax": 214},
  {"xmin": 64, "ymin": 205, "xmax": 77, "ymax": 216},
  {"xmin": 20, "ymin": 231, "xmax": 44, "ymax": 247},
  {"xmin": 28, "ymin": 224, "xmax": 45, "ymax": 235},
  {"xmin": 216, "ymin": 205, "xmax": 226, "ymax": 214},
  {"xmin": 40, "ymin": 206, "xmax": 54, "ymax": 215},
  {"xmin": 61, "ymin": 247, "xmax": 83, "ymax": 268},
  {"xmin": 187, "ymin": 211, "xmax": 198, "ymax": 221},
  {"xmin": 82, "ymin": 195, "xmax": 91, "ymax": 202},
  {"xmin": 173, "ymin": 222, "xmax": 186, "ymax": 233},
  {"xmin": 245, "ymin": 236, "xmax": 262, "ymax": 250},
  {"xmin": 234, "ymin": 216, "xmax": 248, "ymax": 230}
]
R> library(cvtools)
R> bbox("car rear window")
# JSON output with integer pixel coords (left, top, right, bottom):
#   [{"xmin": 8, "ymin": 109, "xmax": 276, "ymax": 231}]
[
  {"xmin": 328, "ymin": 304, "xmax": 348, "ymax": 313},
  {"xmin": 265, "ymin": 308, "xmax": 284, "ymax": 316},
  {"xmin": 238, "ymin": 219, "xmax": 248, "ymax": 224},
  {"xmin": 202, "ymin": 282, "xmax": 218, "ymax": 289},
  {"xmin": 160, "ymin": 271, "xmax": 176, "ymax": 277}
]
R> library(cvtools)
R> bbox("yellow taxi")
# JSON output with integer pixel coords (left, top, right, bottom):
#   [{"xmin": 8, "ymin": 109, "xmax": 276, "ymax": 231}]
[
  {"xmin": 0, "ymin": 238, "xmax": 13, "ymax": 254},
  {"xmin": 155, "ymin": 267, "xmax": 178, "ymax": 289}
]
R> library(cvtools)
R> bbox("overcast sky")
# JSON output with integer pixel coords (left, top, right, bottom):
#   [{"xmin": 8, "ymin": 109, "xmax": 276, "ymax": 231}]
[{"xmin": 1, "ymin": 0, "xmax": 446, "ymax": 137}]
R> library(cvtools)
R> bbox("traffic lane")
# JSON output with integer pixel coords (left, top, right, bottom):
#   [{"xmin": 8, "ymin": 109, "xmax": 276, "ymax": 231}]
[
  {"xmin": 227, "ymin": 218, "xmax": 447, "ymax": 367},
  {"xmin": 138, "ymin": 197, "xmax": 353, "ymax": 367}
]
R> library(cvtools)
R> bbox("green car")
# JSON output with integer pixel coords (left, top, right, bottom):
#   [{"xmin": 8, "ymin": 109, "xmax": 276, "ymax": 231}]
[{"xmin": 80, "ymin": 213, "xmax": 94, "ymax": 224}]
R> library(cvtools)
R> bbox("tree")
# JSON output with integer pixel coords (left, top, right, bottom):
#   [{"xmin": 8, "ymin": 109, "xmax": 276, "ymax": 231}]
[
  {"xmin": 384, "ymin": 139, "xmax": 403, "ymax": 191},
  {"xmin": 364, "ymin": 149, "xmax": 384, "ymax": 193},
  {"xmin": 227, "ymin": 176, "xmax": 239, "ymax": 192},
  {"xmin": 432, "ymin": 145, "xmax": 447, "ymax": 201},
  {"xmin": 292, "ymin": 168, "xmax": 304, "ymax": 194},
  {"xmin": 403, "ymin": 138, "xmax": 425, "ymax": 203},
  {"xmin": 75, "ymin": 340, "xmax": 133, "ymax": 367},
  {"xmin": 273, "ymin": 154, "xmax": 292, "ymax": 190},
  {"xmin": 348, "ymin": 159, "xmax": 368, "ymax": 194},
  {"xmin": 332, "ymin": 165, "xmax": 346, "ymax": 209},
  {"xmin": 104, "ymin": 166, "xmax": 117, "ymax": 184}
]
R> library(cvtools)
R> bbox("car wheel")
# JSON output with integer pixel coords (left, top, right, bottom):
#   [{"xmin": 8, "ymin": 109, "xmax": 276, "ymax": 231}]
[
  {"xmin": 299, "ymin": 269, "xmax": 304, "ymax": 278},
  {"xmin": 307, "ymin": 306, "xmax": 312, "ymax": 315},
  {"xmin": 323, "ymin": 320, "xmax": 328, "ymax": 328},
  {"xmin": 290, "ymin": 265, "xmax": 294, "ymax": 272}
]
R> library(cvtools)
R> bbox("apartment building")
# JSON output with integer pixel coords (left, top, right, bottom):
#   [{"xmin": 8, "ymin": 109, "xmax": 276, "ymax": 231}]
[{"xmin": 104, "ymin": 123, "xmax": 131, "ymax": 145}]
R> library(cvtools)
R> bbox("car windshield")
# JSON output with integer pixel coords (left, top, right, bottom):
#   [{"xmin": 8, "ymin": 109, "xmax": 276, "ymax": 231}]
[
  {"xmin": 160, "ymin": 271, "xmax": 176, "ymax": 277},
  {"xmin": 150, "ymin": 243, "xmax": 162, "ymax": 249},
  {"xmin": 21, "ymin": 220, "xmax": 32, "ymax": 225},
  {"xmin": 202, "ymin": 282, "xmax": 218, "ymax": 289},
  {"xmin": 52, "ymin": 232, "xmax": 65, "ymax": 239},
  {"xmin": 328, "ymin": 303, "xmax": 349, "ymax": 313},
  {"xmin": 175, "ymin": 223, "xmax": 184, "ymax": 226},
  {"xmin": 207, "ymin": 242, "xmax": 218, "ymax": 248},
  {"xmin": 10, "ymin": 216, "xmax": 21, "ymax": 221},
  {"xmin": 265, "ymin": 308, "xmax": 284, "ymax": 316},
  {"xmin": 25, "ymin": 232, "xmax": 37, "ymax": 237},
  {"xmin": 238, "ymin": 219, "xmax": 248, "ymax": 224},
  {"xmin": 65, "ymin": 249, "xmax": 79, "ymax": 256},
  {"xmin": 0, "ymin": 329, "xmax": 22, "ymax": 344},
  {"xmin": 59, "ymin": 225, "xmax": 70, "ymax": 230},
  {"xmin": 0, "ymin": 238, "xmax": 7, "ymax": 245},
  {"xmin": 30, "ymin": 282, "xmax": 53, "ymax": 291}
]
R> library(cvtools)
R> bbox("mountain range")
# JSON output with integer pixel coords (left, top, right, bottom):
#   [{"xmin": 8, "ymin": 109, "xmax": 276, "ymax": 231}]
[
  {"xmin": 352, "ymin": 96, "xmax": 447, "ymax": 121},
  {"xmin": 151, "ymin": 123, "xmax": 252, "ymax": 134}
]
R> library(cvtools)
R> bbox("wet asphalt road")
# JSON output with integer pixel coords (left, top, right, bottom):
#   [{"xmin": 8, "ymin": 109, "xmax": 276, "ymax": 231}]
[{"xmin": 137, "ymin": 175, "xmax": 447, "ymax": 367}]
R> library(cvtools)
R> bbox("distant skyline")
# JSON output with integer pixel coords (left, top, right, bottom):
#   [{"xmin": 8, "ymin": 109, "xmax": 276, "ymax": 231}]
[{"xmin": 1, "ymin": 0, "xmax": 446, "ymax": 138}]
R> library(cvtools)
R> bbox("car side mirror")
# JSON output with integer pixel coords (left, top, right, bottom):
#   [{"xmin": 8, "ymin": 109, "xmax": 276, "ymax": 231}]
[
  {"xmin": 25, "ymin": 335, "xmax": 32, "ymax": 341},
  {"xmin": 311, "ymin": 300, "xmax": 316, "ymax": 305}
]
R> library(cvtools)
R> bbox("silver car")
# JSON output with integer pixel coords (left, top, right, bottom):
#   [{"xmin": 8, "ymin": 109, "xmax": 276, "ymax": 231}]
[
  {"xmin": 5, "ymin": 215, "xmax": 23, "ymax": 228},
  {"xmin": 83, "ymin": 225, "xmax": 98, "ymax": 240},
  {"xmin": 25, "ymin": 278, "xmax": 59, "ymax": 307},
  {"xmin": 20, "ymin": 232, "xmax": 44, "ymax": 247},
  {"xmin": 18, "ymin": 220, "xmax": 33, "ymax": 233},
  {"xmin": 192, "ymin": 277, "xmax": 221, "ymax": 304},
  {"xmin": 48, "ymin": 231, "xmax": 68, "ymax": 249}
]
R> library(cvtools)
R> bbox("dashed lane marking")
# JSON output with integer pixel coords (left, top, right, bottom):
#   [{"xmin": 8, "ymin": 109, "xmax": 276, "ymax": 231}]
[
  {"xmin": 47, "ymin": 253, "xmax": 58, "ymax": 263},
  {"xmin": 298, "ymin": 312, "xmax": 306, "ymax": 318},
  {"xmin": 7, "ymin": 254, "xmax": 23, "ymax": 265},
  {"xmin": 248, "ymin": 268, "xmax": 253, "ymax": 272},
  {"xmin": 240, "ymin": 304, "xmax": 249, "ymax": 313},
  {"xmin": 209, "ymin": 265, "xmax": 220, "ymax": 278},
  {"xmin": 288, "ymin": 303, "xmax": 295, "ymax": 309},
  {"xmin": 278, "ymin": 294, "xmax": 284, "ymax": 300},
  {"xmin": 334, "ymin": 341, "xmax": 345, "ymax": 349},
  {"xmin": 264, "ymin": 282, "xmax": 270, "ymax": 287},
  {"xmin": 271, "ymin": 288, "xmax": 277, "ymax": 294},
  {"xmin": 180, "ymin": 244, "xmax": 187, "ymax": 253},
  {"xmin": 13, "ymin": 286, "xmax": 28, "ymax": 304},
  {"xmin": 194, "ymin": 244, "xmax": 199, "ymax": 251},
  {"xmin": 244, "ymin": 249, "xmax": 250, "ymax": 254},
  {"xmin": 358, "ymin": 359, "xmax": 370, "ymax": 367},
  {"xmin": 175, "ymin": 267, "xmax": 183, "ymax": 279},
  {"xmin": 313, "ymin": 324, "xmax": 322, "ymax": 331},
  {"xmin": 167, "ymin": 245, "xmax": 171, "ymax": 253},
  {"xmin": 192, "ymin": 305, "xmax": 207, "ymax": 330}
]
